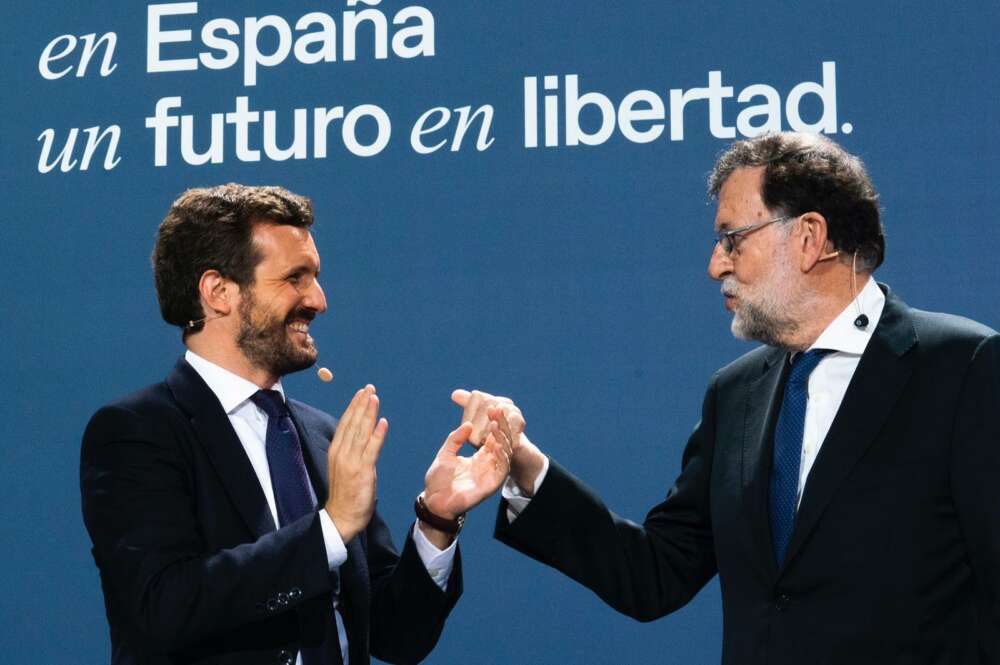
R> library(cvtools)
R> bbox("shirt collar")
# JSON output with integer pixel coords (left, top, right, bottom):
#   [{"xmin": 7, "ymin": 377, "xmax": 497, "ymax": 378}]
[
  {"xmin": 807, "ymin": 277, "xmax": 886, "ymax": 356},
  {"xmin": 184, "ymin": 350, "xmax": 286, "ymax": 414}
]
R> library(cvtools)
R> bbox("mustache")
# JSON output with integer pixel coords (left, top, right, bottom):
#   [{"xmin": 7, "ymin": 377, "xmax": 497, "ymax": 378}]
[
  {"xmin": 285, "ymin": 307, "xmax": 316, "ymax": 323},
  {"xmin": 720, "ymin": 279, "xmax": 739, "ymax": 297}
]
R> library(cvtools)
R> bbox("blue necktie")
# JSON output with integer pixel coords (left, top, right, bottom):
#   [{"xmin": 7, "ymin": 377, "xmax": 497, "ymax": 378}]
[
  {"xmin": 251, "ymin": 389, "xmax": 316, "ymax": 527},
  {"xmin": 769, "ymin": 349, "xmax": 830, "ymax": 565},
  {"xmin": 250, "ymin": 390, "xmax": 342, "ymax": 665}
]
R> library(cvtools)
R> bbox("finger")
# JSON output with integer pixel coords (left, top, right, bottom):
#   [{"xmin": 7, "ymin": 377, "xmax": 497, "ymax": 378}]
[
  {"xmin": 489, "ymin": 420, "xmax": 513, "ymax": 460},
  {"xmin": 484, "ymin": 424, "xmax": 511, "ymax": 471},
  {"xmin": 339, "ymin": 386, "xmax": 373, "ymax": 453},
  {"xmin": 363, "ymin": 417, "xmax": 389, "ymax": 463},
  {"xmin": 437, "ymin": 422, "xmax": 473, "ymax": 459},
  {"xmin": 347, "ymin": 386, "xmax": 376, "ymax": 437},
  {"xmin": 467, "ymin": 391, "xmax": 498, "ymax": 445},
  {"xmin": 494, "ymin": 410, "xmax": 518, "ymax": 454},
  {"xmin": 333, "ymin": 387, "xmax": 367, "ymax": 446},
  {"xmin": 451, "ymin": 389, "xmax": 471, "ymax": 407},
  {"xmin": 505, "ymin": 407, "xmax": 526, "ymax": 435},
  {"xmin": 466, "ymin": 390, "xmax": 484, "ymax": 414},
  {"xmin": 489, "ymin": 402, "xmax": 525, "ymax": 436},
  {"xmin": 486, "ymin": 405, "xmax": 510, "ymax": 428},
  {"xmin": 487, "ymin": 420, "xmax": 512, "ymax": 465},
  {"xmin": 353, "ymin": 393, "xmax": 380, "ymax": 454},
  {"xmin": 460, "ymin": 391, "xmax": 482, "ymax": 443},
  {"xmin": 479, "ymin": 429, "xmax": 510, "ymax": 478}
]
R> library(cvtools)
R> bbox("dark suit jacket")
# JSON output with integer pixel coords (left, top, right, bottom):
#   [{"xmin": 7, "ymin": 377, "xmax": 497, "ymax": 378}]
[
  {"xmin": 496, "ymin": 288, "xmax": 999, "ymax": 665},
  {"xmin": 81, "ymin": 359, "xmax": 461, "ymax": 665}
]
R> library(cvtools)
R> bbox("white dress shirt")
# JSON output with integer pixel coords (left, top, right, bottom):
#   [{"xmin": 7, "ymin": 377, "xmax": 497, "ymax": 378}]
[
  {"xmin": 792, "ymin": 277, "xmax": 885, "ymax": 505},
  {"xmin": 185, "ymin": 351, "xmax": 457, "ymax": 664},
  {"xmin": 503, "ymin": 278, "xmax": 886, "ymax": 516}
]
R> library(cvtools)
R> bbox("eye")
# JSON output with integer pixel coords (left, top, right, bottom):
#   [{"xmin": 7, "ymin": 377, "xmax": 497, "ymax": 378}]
[{"xmin": 284, "ymin": 272, "xmax": 315, "ymax": 291}]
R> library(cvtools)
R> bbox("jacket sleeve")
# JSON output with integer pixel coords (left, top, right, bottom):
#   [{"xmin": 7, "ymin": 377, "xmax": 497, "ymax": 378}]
[
  {"xmin": 80, "ymin": 404, "xmax": 334, "ymax": 653},
  {"xmin": 494, "ymin": 377, "xmax": 720, "ymax": 622},
  {"xmin": 364, "ymin": 513, "xmax": 463, "ymax": 664},
  {"xmin": 951, "ymin": 333, "xmax": 1000, "ymax": 662}
]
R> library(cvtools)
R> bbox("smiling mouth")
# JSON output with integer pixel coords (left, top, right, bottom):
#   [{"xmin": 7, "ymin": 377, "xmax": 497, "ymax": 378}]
[{"xmin": 287, "ymin": 321, "xmax": 313, "ymax": 340}]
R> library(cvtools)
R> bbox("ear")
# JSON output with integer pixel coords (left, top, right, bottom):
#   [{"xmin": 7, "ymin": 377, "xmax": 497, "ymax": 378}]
[
  {"xmin": 796, "ymin": 212, "xmax": 831, "ymax": 272},
  {"xmin": 196, "ymin": 270, "xmax": 236, "ymax": 319}
]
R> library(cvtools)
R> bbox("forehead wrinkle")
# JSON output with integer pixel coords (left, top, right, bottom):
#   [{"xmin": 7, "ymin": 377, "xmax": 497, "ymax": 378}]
[
  {"xmin": 716, "ymin": 189, "xmax": 769, "ymax": 233},
  {"xmin": 253, "ymin": 227, "xmax": 320, "ymax": 275}
]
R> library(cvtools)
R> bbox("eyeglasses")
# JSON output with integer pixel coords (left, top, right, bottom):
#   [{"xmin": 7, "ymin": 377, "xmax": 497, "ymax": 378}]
[{"xmin": 712, "ymin": 216, "xmax": 793, "ymax": 254}]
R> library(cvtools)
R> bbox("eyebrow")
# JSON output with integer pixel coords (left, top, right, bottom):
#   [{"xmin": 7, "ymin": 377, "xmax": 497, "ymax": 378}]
[{"xmin": 282, "ymin": 263, "xmax": 320, "ymax": 278}]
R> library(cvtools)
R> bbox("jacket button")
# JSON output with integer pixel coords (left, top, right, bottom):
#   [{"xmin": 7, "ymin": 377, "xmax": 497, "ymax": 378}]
[
  {"xmin": 277, "ymin": 649, "xmax": 293, "ymax": 665},
  {"xmin": 775, "ymin": 594, "xmax": 791, "ymax": 612},
  {"xmin": 288, "ymin": 587, "xmax": 302, "ymax": 600},
  {"xmin": 277, "ymin": 592, "xmax": 289, "ymax": 606},
  {"xmin": 266, "ymin": 597, "xmax": 279, "ymax": 612}
]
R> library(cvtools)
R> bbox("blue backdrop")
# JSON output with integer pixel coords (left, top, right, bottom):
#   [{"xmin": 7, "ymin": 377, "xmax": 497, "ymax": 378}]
[{"xmin": 2, "ymin": 2, "xmax": 998, "ymax": 663}]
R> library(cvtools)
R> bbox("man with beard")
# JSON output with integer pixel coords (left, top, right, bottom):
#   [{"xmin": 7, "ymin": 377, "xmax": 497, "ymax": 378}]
[
  {"xmin": 456, "ymin": 133, "xmax": 1000, "ymax": 663},
  {"xmin": 81, "ymin": 184, "xmax": 511, "ymax": 665}
]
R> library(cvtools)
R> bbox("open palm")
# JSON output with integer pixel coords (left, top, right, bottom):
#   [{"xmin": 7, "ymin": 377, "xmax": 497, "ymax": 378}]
[{"xmin": 423, "ymin": 423, "xmax": 511, "ymax": 519}]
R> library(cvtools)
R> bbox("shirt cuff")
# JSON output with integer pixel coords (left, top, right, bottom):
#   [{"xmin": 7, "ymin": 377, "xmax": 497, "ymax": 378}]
[
  {"xmin": 411, "ymin": 522, "xmax": 457, "ymax": 590},
  {"xmin": 501, "ymin": 455, "xmax": 550, "ymax": 523},
  {"xmin": 318, "ymin": 509, "xmax": 349, "ymax": 570}
]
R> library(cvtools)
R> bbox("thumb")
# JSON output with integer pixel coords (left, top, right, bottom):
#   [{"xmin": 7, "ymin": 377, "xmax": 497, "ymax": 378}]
[
  {"xmin": 439, "ymin": 422, "xmax": 473, "ymax": 458},
  {"xmin": 451, "ymin": 388, "xmax": 471, "ymax": 407}
]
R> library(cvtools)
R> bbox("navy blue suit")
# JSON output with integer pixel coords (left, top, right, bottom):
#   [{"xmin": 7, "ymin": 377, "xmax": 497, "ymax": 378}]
[
  {"xmin": 82, "ymin": 359, "xmax": 461, "ymax": 665},
  {"xmin": 497, "ymin": 288, "xmax": 999, "ymax": 664}
]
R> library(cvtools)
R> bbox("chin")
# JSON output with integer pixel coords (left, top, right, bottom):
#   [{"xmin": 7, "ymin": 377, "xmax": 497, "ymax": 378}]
[{"xmin": 731, "ymin": 316, "xmax": 751, "ymax": 341}]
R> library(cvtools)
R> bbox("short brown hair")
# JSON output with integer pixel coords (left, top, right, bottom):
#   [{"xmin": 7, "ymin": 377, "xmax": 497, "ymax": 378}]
[
  {"xmin": 152, "ymin": 184, "xmax": 314, "ymax": 334},
  {"xmin": 708, "ymin": 133, "xmax": 885, "ymax": 271}
]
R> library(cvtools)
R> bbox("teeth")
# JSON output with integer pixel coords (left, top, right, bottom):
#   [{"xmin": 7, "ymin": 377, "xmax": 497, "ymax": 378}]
[{"xmin": 288, "ymin": 322, "xmax": 309, "ymax": 333}]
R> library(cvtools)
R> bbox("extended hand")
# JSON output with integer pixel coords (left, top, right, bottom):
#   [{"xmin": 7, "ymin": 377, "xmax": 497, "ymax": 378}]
[
  {"xmin": 451, "ymin": 389, "xmax": 546, "ymax": 496},
  {"xmin": 422, "ymin": 422, "xmax": 512, "ymax": 522},
  {"xmin": 450, "ymin": 389, "xmax": 525, "ymax": 446},
  {"xmin": 324, "ymin": 385, "xmax": 388, "ymax": 543}
]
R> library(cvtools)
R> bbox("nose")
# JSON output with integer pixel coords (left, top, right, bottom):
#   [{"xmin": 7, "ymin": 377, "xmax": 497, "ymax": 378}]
[
  {"xmin": 304, "ymin": 278, "xmax": 328, "ymax": 314},
  {"xmin": 708, "ymin": 243, "xmax": 733, "ymax": 282}
]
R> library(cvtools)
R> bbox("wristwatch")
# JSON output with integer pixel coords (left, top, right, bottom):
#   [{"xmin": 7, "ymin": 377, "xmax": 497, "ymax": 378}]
[{"xmin": 414, "ymin": 493, "xmax": 465, "ymax": 534}]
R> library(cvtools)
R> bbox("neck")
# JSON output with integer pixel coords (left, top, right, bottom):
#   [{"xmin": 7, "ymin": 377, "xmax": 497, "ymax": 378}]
[
  {"xmin": 780, "ymin": 268, "xmax": 869, "ymax": 351},
  {"xmin": 186, "ymin": 332, "xmax": 279, "ymax": 389}
]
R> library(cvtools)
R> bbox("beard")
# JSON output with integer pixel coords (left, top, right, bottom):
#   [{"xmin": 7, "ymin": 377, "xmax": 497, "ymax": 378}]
[
  {"xmin": 236, "ymin": 291, "xmax": 318, "ymax": 378},
  {"xmin": 723, "ymin": 250, "xmax": 802, "ymax": 349}
]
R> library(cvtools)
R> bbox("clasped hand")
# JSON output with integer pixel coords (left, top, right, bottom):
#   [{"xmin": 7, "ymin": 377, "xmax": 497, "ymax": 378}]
[
  {"xmin": 449, "ymin": 389, "xmax": 545, "ymax": 496},
  {"xmin": 324, "ymin": 385, "xmax": 538, "ymax": 545}
]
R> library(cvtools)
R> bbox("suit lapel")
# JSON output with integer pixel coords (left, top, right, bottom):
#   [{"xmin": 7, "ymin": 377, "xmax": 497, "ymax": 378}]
[
  {"xmin": 742, "ymin": 346, "xmax": 789, "ymax": 579},
  {"xmin": 783, "ymin": 289, "xmax": 917, "ymax": 568},
  {"xmin": 166, "ymin": 359, "xmax": 277, "ymax": 538}
]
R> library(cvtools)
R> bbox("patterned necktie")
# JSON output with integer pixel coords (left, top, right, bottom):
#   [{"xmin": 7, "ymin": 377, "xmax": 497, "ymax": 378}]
[
  {"xmin": 250, "ymin": 390, "xmax": 343, "ymax": 665},
  {"xmin": 769, "ymin": 349, "xmax": 830, "ymax": 565},
  {"xmin": 251, "ymin": 389, "xmax": 316, "ymax": 526}
]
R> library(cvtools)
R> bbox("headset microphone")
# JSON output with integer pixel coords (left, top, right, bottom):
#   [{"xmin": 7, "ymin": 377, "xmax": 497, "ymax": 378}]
[
  {"xmin": 186, "ymin": 312, "xmax": 227, "ymax": 330},
  {"xmin": 850, "ymin": 251, "xmax": 868, "ymax": 329},
  {"xmin": 823, "ymin": 248, "xmax": 867, "ymax": 327}
]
